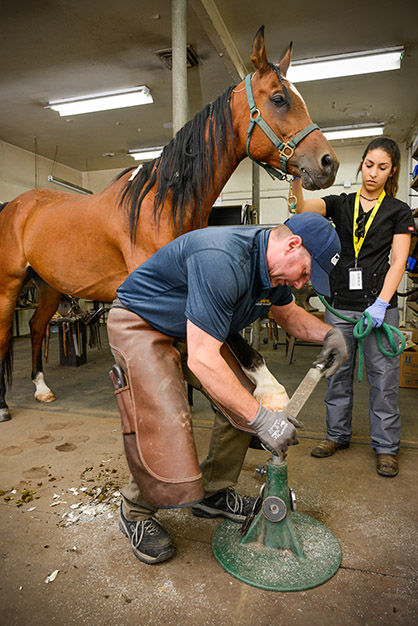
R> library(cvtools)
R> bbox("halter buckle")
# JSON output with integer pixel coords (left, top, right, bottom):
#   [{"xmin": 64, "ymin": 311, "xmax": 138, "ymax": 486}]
[{"xmin": 278, "ymin": 143, "xmax": 295, "ymax": 160}]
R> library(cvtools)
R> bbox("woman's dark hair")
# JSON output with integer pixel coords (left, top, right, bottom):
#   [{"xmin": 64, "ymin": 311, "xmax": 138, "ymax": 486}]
[{"xmin": 357, "ymin": 137, "xmax": 400, "ymax": 197}]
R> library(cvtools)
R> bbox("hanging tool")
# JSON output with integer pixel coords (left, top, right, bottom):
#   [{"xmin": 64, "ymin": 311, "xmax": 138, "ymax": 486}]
[
  {"xmin": 44, "ymin": 324, "xmax": 50, "ymax": 363},
  {"xmin": 62, "ymin": 322, "xmax": 67, "ymax": 356},
  {"xmin": 72, "ymin": 322, "xmax": 79, "ymax": 357}
]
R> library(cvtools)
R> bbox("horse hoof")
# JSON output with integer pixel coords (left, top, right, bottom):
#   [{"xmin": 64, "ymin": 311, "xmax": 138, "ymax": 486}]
[
  {"xmin": 0, "ymin": 408, "xmax": 11, "ymax": 422},
  {"xmin": 254, "ymin": 391, "xmax": 289, "ymax": 412},
  {"xmin": 35, "ymin": 392, "xmax": 56, "ymax": 403}
]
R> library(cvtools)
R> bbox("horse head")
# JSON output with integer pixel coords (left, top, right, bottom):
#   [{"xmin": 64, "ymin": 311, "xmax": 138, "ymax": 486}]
[{"xmin": 233, "ymin": 26, "xmax": 339, "ymax": 190}]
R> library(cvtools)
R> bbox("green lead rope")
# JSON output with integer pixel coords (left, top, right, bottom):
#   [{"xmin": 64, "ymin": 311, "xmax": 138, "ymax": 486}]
[{"xmin": 317, "ymin": 294, "xmax": 406, "ymax": 382}]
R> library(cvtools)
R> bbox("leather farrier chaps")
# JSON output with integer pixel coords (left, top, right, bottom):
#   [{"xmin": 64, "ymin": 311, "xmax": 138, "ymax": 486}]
[{"xmin": 107, "ymin": 306, "xmax": 256, "ymax": 508}]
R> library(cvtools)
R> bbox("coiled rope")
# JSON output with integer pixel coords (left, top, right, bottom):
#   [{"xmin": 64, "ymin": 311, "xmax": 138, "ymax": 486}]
[{"xmin": 317, "ymin": 294, "xmax": 406, "ymax": 382}]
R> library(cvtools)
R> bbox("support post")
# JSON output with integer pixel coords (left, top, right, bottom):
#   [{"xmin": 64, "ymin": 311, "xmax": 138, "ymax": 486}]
[
  {"xmin": 251, "ymin": 161, "xmax": 261, "ymax": 348},
  {"xmin": 172, "ymin": 0, "xmax": 188, "ymax": 135}
]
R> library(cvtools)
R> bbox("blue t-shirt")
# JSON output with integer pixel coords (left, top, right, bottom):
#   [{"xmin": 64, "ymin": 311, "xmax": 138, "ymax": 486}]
[{"xmin": 117, "ymin": 227, "xmax": 293, "ymax": 342}]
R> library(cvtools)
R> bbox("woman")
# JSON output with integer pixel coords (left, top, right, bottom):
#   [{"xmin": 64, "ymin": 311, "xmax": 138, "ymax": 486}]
[{"xmin": 290, "ymin": 137, "xmax": 414, "ymax": 477}]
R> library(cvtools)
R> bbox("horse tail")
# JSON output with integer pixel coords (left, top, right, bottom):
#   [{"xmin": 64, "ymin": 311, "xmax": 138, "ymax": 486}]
[{"xmin": 1, "ymin": 202, "xmax": 13, "ymax": 388}]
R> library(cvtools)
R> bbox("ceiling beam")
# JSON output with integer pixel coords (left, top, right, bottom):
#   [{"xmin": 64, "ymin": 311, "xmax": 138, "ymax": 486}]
[{"xmin": 189, "ymin": 0, "xmax": 248, "ymax": 81}]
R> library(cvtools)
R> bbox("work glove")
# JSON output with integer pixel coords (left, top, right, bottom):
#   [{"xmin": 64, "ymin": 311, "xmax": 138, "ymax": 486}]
[
  {"xmin": 249, "ymin": 404, "xmax": 297, "ymax": 455},
  {"xmin": 313, "ymin": 328, "xmax": 348, "ymax": 378},
  {"xmin": 363, "ymin": 297, "xmax": 390, "ymax": 328}
]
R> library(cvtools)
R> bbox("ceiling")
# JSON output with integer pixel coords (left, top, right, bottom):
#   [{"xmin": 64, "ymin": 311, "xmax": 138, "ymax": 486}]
[{"xmin": 1, "ymin": 0, "xmax": 417, "ymax": 172}]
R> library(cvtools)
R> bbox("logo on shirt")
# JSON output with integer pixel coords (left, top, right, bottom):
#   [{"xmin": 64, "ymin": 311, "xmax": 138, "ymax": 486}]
[
  {"xmin": 256, "ymin": 298, "xmax": 271, "ymax": 306},
  {"xmin": 331, "ymin": 253, "xmax": 340, "ymax": 266},
  {"xmin": 408, "ymin": 226, "xmax": 415, "ymax": 231}
]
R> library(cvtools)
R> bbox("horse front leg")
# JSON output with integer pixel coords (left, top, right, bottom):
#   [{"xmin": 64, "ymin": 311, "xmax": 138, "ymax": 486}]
[
  {"xmin": 0, "ymin": 279, "xmax": 27, "ymax": 422},
  {"xmin": 30, "ymin": 281, "xmax": 61, "ymax": 403},
  {"xmin": 226, "ymin": 332, "xmax": 289, "ymax": 411}
]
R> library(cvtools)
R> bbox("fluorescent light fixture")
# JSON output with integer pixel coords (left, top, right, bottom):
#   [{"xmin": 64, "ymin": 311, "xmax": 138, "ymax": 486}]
[
  {"xmin": 46, "ymin": 86, "xmax": 153, "ymax": 116},
  {"xmin": 323, "ymin": 124, "xmax": 384, "ymax": 141},
  {"xmin": 129, "ymin": 147, "xmax": 164, "ymax": 161},
  {"xmin": 287, "ymin": 46, "xmax": 403, "ymax": 83},
  {"xmin": 47, "ymin": 175, "xmax": 92, "ymax": 194}
]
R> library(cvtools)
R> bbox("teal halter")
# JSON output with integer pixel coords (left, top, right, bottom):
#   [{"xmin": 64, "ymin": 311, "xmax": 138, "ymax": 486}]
[{"xmin": 245, "ymin": 73, "xmax": 319, "ymax": 180}]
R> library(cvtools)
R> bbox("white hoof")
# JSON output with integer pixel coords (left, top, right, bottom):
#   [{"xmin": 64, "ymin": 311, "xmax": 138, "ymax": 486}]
[
  {"xmin": 33, "ymin": 372, "xmax": 56, "ymax": 404},
  {"xmin": 0, "ymin": 407, "xmax": 11, "ymax": 422},
  {"xmin": 35, "ymin": 391, "xmax": 56, "ymax": 403},
  {"xmin": 253, "ymin": 388, "xmax": 289, "ymax": 412}
]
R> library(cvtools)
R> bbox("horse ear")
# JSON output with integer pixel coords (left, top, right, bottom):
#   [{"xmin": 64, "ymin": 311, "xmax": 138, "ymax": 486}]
[
  {"xmin": 251, "ymin": 26, "xmax": 269, "ymax": 74},
  {"xmin": 278, "ymin": 42, "xmax": 293, "ymax": 78}
]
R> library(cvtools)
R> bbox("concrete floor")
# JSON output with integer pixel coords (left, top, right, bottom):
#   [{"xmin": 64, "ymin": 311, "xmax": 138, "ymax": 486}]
[{"xmin": 0, "ymin": 326, "xmax": 417, "ymax": 625}]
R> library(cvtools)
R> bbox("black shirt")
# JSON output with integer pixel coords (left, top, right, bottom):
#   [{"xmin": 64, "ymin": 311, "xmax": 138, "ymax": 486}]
[{"xmin": 324, "ymin": 193, "xmax": 414, "ymax": 310}]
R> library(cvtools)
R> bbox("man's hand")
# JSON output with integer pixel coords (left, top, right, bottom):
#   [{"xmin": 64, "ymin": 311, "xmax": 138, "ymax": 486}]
[
  {"xmin": 249, "ymin": 404, "xmax": 297, "ymax": 455},
  {"xmin": 363, "ymin": 297, "xmax": 390, "ymax": 328},
  {"xmin": 313, "ymin": 328, "xmax": 348, "ymax": 378}
]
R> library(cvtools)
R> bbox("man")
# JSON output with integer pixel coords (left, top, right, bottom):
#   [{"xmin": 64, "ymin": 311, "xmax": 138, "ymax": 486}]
[{"xmin": 107, "ymin": 212, "xmax": 347, "ymax": 565}]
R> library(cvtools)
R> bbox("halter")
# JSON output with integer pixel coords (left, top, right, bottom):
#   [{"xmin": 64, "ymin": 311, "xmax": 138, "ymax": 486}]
[{"xmin": 245, "ymin": 73, "xmax": 319, "ymax": 180}]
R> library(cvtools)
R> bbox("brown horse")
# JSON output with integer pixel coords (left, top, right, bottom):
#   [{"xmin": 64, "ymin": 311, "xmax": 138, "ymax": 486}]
[{"xmin": 0, "ymin": 27, "xmax": 338, "ymax": 422}]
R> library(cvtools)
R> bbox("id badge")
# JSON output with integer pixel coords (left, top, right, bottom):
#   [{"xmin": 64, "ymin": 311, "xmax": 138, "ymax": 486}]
[{"xmin": 349, "ymin": 267, "xmax": 363, "ymax": 290}]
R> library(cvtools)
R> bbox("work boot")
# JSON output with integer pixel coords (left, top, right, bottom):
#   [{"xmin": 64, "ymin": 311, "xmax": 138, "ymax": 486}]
[
  {"xmin": 311, "ymin": 439, "xmax": 349, "ymax": 458},
  {"xmin": 192, "ymin": 487, "xmax": 257, "ymax": 523},
  {"xmin": 376, "ymin": 454, "xmax": 399, "ymax": 477},
  {"xmin": 119, "ymin": 505, "xmax": 173, "ymax": 564}
]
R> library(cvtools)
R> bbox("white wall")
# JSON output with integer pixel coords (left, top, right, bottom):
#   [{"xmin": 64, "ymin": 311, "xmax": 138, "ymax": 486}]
[
  {"xmin": 82, "ymin": 167, "xmax": 123, "ymax": 194},
  {"xmin": 0, "ymin": 138, "xmax": 83, "ymax": 202},
  {"xmin": 2, "ymin": 137, "xmax": 410, "ymax": 209}
]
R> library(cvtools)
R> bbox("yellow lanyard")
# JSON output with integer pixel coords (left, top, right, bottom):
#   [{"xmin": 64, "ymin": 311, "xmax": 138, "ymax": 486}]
[{"xmin": 353, "ymin": 189, "xmax": 386, "ymax": 261}]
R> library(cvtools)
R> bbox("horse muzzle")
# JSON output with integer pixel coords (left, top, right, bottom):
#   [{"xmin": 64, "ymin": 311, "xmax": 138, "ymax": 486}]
[{"xmin": 297, "ymin": 151, "xmax": 340, "ymax": 191}]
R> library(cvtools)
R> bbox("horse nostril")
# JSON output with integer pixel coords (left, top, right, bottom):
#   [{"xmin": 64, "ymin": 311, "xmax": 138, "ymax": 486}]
[{"xmin": 321, "ymin": 153, "xmax": 334, "ymax": 172}]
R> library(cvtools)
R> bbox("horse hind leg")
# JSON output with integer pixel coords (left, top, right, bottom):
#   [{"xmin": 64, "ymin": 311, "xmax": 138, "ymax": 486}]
[{"xmin": 30, "ymin": 281, "xmax": 61, "ymax": 403}]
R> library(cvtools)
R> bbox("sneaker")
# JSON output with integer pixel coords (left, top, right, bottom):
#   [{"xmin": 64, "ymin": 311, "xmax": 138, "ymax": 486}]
[
  {"xmin": 119, "ymin": 505, "xmax": 173, "ymax": 564},
  {"xmin": 192, "ymin": 487, "xmax": 257, "ymax": 523}
]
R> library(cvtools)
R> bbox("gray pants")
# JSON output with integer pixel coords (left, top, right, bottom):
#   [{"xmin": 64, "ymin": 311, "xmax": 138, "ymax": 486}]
[{"xmin": 324, "ymin": 307, "xmax": 400, "ymax": 455}]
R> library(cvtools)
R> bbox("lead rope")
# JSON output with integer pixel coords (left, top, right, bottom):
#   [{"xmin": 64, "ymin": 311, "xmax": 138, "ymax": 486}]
[
  {"xmin": 288, "ymin": 179, "xmax": 297, "ymax": 214},
  {"xmin": 317, "ymin": 294, "xmax": 406, "ymax": 382}
]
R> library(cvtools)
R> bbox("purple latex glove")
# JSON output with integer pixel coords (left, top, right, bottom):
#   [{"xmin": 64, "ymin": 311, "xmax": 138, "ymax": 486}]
[{"xmin": 364, "ymin": 297, "xmax": 390, "ymax": 328}]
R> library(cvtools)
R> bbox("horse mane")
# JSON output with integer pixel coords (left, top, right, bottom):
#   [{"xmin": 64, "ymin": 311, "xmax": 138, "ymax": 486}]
[
  {"xmin": 0, "ymin": 202, "xmax": 9, "ymax": 214},
  {"xmin": 117, "ymin": 84, "xmax": 235, "ymax": 242}
]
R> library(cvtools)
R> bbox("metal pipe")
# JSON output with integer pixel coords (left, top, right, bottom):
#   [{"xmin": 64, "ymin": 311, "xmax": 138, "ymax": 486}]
[
  {"xmin": 172, "ymin": 0, "xmax": 187, "ymax": 135},
  {"xmin": 252, "ymin": 161, "xmax": 260, "ymax": 224},
  {"xmin": 47, "ymin": 175, "xmax": 92, "ymax": 195}
]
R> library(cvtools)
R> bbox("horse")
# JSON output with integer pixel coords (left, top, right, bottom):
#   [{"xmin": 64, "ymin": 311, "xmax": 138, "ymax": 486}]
[{"xmin": 0, "ymin": 26, "xmax": 339, "ymax": 422}]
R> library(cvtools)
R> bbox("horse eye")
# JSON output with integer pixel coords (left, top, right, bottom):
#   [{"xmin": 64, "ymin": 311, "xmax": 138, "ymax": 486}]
[{"xmin": 271, "ymin": 94, "xmax": 286, "ymax": 107}]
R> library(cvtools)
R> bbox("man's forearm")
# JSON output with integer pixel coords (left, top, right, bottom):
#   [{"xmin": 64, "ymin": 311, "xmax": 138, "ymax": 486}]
[
  {"xmin": 188, "ymin": 352, "xmax": 259, "ymax": 422},
  {"xmin": 272, "ymin": 302, "xmax": 331, "ymax": 343}
]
